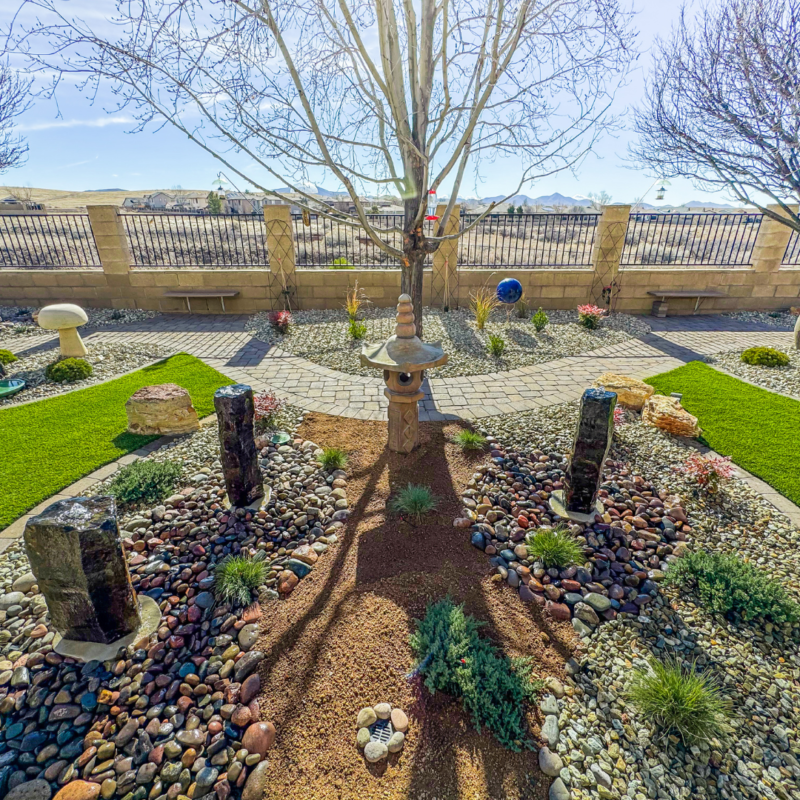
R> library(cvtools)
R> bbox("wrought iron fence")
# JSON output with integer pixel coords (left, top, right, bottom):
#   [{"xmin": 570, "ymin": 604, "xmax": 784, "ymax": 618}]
[
  {"xmin": 621, "ymin": 212, "xmax": 761, "ymax": 268},
  {"xmin": 457, "ymin": 213, "xmax": 598, "ymax": 268},
  {"xmin": 0, "ymin": 213, "xmax": 100, "ymax": 269},
  {"xmin": 122, "ymin": 212, "xmax": 270, "ymax": 268},
  {"xmin": 783, "ymin": 231, "xmax": 800, "ymax": 266}
]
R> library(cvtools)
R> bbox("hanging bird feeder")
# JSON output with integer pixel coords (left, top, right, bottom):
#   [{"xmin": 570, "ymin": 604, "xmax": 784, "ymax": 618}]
[
  {"xmin": 655, "ymin": 179, "xmax": 671, "ymax": 201},
  {"xmin": 425, "ymin": 189, "xmax": 439, "ymax": 221}
]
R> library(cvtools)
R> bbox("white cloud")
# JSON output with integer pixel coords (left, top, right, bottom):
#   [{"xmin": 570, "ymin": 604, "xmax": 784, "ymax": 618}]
[{"xmin": 16, "ymin": 116, "xmax": 135, "ymax": 132}]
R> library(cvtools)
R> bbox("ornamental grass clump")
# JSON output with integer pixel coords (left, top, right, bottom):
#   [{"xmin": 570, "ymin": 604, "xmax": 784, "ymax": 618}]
[
  {"xmin": 525, "ymin": 525, "xmax": 584, "ymax": 569},
  {"xmin": 740, "ymin": 346, "xmax": 790, "ymax": 367},
  {"xmin": 344, "ymin": 280, "xmax": 368, "ymax": 320},
  {"xmin": 108, "ymin": 459, "xmax": 182, "ymax": 506},
  {"xmin": 0, "ymin": 349, "xmax": 17, "ymax": 366},
  {"xmin": 410, "ymin": 598, "xmax": 539, "ymax": 750},
  {"xmin": 317, "ymin": 446, "xmax": 348, "ymax": 471},
  {"xmin": 45, "ymin": 357, "xmax": 93, "ymax": 383},
  {"xmin": 390, "ymin": 483, "xmax": 438, "ymax": 523},
  {"xmin": 452, "ymin": 429, "xmax": 487, "ymax": 451},
  {"xmin": 665, "ymin": 550, "xmax": 800, "ymax": 624},
  {"xmin": 531, "ymin": 307, "xmax": 548, "ymax": 332},
  {"xmin": 470, "ymin": 287, "xmax": 500, "ymax": 330},
  {"xmin": 577, "ymin": 303, "xmax": 605, "ymax": 329},
  {"xmin": 213, "ymin": 550, "xmax": 268, "ymax": 607},
  {"xmin": 627, "ymin": 656, "xmax": 731, "ymax": 744},
  {"xmin": 487, "ymin": 334, "xmax": 506, "ymax": 357}
]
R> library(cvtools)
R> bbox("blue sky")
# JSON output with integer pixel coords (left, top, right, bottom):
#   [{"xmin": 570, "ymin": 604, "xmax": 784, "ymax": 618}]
[{"xmin": 1, "ymin": 0, "xmax": 730, "ymax": 205}]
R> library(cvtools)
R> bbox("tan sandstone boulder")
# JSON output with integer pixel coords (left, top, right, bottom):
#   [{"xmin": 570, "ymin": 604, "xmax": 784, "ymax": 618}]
[
  {"xmin": 126, "ymin": 383, "xmax": 200, "ymax": 435},
  {"xmin": 592, "ymin": 372, "xmax": 654, "ymax": 410},
  {"xmin": 642, "ymin": 395, "xmax": 700, "ymax": 437}
]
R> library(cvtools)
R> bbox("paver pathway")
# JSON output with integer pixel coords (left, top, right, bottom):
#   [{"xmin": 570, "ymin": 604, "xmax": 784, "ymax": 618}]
[{"xmin": 4, "ymin": 313, "xmax": 793, "ymax": 419}]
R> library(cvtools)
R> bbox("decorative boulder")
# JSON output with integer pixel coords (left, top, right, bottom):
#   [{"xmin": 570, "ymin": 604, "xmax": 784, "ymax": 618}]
[
  {"xmin": 642, "ymin": 395, "xmax": 700, "ymax": 437},
  {"xmin": 37, "ymin": 303, "xmax": 89, "ymax": 357},
  {"xmin": 126, "ymin": 383, "xmax": 200, "ymax": 435},
  {"xmin": 592, "ymin": 372, "xmax": 654, "ymax": 410}
]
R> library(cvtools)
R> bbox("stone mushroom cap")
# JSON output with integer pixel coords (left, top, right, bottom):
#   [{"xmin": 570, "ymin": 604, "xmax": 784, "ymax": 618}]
[
  {"xmin": 360, "ymin": 294, "xmax": 448, "ymax": 373},
  {"xmin": 37, "ymin": 303, "xmax": 89, "ymax": 331}
]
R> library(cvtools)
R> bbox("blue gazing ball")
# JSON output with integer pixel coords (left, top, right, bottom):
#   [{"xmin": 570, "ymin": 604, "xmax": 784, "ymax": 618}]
[{"xmin": 496, "ymin": 278, "xmax": 523, "ymax": 305}]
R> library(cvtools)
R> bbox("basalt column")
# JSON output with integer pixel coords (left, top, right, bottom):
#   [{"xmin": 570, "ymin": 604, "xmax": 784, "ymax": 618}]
[
  {"xmin": 565, "ymin": 388, "xmax": 617, "ymax": 514},
  {"xmin": 214, "ymin": 383, "xmax": 264, "ymax": 507},
  {"xmin": 24, "ymin": 496, "xmax": 141, "ymax": 643}
]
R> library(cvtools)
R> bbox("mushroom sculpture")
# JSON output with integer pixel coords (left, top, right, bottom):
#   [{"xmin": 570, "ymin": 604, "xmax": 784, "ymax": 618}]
[
  {"xmin": 361, "ymin": 294, "xmax": 448, "ymax": 454},
  {"xmin": 37, "ymin": 303, "xmax": 89, "ymax": 357}
]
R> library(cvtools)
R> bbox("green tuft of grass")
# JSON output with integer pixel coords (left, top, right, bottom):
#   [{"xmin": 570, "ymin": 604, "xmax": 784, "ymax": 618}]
[
  {"xmin": 213, "ymin": 551, "xmax": 268, "ymax": 607},
  {"xmin": 0, "ymin": 349, "xmax": 18, "ymax": 366},
  {"xmin": 390, "ymin": 483, "xmax": 438, "ymax": 523},
  {"xmin": 0, "ymin": 353, "xmax": 233, "ymax": 531},
  {"xmin": 666, "ymin": 550, "xmax": 800, "ymax": 624},
  {"xmin": 628, "ymin": 656, "xmax": 731, "ymax": 744},
  {"xmin": 108, "ymin": 460, "xmax": 182, "ymax": 506},
  {"xmin": 740, "ymin": 346, "xmax": 789, "ymax": 367},
  {"xmin": 452, "ymin": 429, "xmax": 487, "ymax": 451},
  {"xmin": 348, "ymin": 319, "xmax": 367, "ymax": 340},
  {"xmin": 646, "ymin": 361, "xmax": 800, "ymax": 505},
  {"xmin": 317, "ymin": 446, "xmax": 348, "ymax": 471},
  {"xmin": 525, "ymin": 525, "xmax": 584, "ymax": 569},
  {"xmin": 487, "ymin": 334, "xmax": 506, "ymax": 357}
]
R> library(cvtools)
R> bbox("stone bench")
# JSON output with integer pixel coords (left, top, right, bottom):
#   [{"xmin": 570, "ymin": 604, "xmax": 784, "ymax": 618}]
[
  {"xmin": 647, "ymin": 289, "xmax": 727, "ymax": 317},
  {"xmin": 163, "ymin": 290, "xmax": 239, "ymax": 312}
]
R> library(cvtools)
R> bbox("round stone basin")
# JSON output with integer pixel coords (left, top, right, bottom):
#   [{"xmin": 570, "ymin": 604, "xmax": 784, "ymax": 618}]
[
  {"xmin": 0, "ymin": 379, "xmax": 26, "ymax": 399},
  {"xmin": 271, "ymin": 432, "xmax": 291, "ymax": 445}
]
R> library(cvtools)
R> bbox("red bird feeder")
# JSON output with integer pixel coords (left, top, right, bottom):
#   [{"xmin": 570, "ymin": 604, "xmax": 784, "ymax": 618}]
[{"xmin": 425, "ymin": 189, "xmax": 439, "ymax": 221}]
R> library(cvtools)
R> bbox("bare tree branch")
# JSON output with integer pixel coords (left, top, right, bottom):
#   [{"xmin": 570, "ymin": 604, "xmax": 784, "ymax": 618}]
[{"xmin": 0, "ymin": 60, "xmax": 30, "ymax": 173}]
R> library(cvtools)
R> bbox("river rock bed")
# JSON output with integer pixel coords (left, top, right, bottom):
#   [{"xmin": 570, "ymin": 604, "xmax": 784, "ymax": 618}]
[
  {"xmin": 479, "ymin": 403, "xmax": 800, "ymax": 800},
  {"xmin": 0, "ymin": 307, "xmax": 161, "ymax": 339},
  {"xmin": 709, "ymin": 349, "xmax": 800, "ymax": 399},
  {"xmin": 246, "ymin": 307, "xmax": 651, "ymax": 378},
  {"xmin": 0, "ymin": 342, "xmax": 174, "ymax": 407},
  {"xmin": 722, "ymin": 310, "xmax": 797, "ymax": 330},
  {"xmin": 0, "ymin": 406, "xmax": 347, "ymax": 800}
]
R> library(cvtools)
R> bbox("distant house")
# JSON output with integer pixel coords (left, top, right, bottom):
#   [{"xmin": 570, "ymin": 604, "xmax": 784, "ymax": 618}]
[
  {"xmin": 140, "ymin": 191, "xmax": 209, "ymax": 211},
  {"xmin": 122, "ymin": 197, "xmax": 146, "ymax": 209}
]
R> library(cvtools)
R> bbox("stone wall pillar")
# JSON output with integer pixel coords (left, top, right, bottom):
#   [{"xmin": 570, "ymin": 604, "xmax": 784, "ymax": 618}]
[
  {"xmin": 263, "ymin": 204, "xmax": 297, "ymax": 309},
  {"xmin": 589, "ymin": 205, "xmax": 631, "ymax": 307},
  {"xmin": 87, "ymin": 205, "xmax": 132, "ymax": 275},
  {"xmin": 751, "ymin": 204, "xmax": 797, "ymax": 273},
  {"xmin": 431, "ymin": 203, "xmax": 460, "ymax": 309}
]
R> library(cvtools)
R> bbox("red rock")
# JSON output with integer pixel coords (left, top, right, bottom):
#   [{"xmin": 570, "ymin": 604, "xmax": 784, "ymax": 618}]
[
  {"xmin": 242, "ymin": 722, "xmax": 275, "ymax": 758},
  {"xmin": 239, "ymin": 674, "xmax": 261, "ymax": 705},
  {"xmin": 517, "ymin": 515, "xmax": 529, "ymax": 529},
  {"xmin": 231, "ymin": 705, "xmax": 252, "ymax": 727},
  {"xmin": 149, "ymin": 745, "xmax": 164, "ymax": 765},
  {"xmin": 277, "ymin": 571, "xmax": 299, "ymax": 594},
  {"xmin": 546, "ymin": 601, "xmax": 571, "ymax": 621},
  {"xmin": 561, "ymin": 579, "xmax": 581, "ymax": 593},
  {"xmin": 54, "ymin": 781, "xmax": 101, "ymax": 800}
]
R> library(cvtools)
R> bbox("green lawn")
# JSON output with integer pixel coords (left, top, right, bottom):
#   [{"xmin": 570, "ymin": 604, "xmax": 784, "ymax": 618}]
[
  {"xmin": 0, "ymin": 353, "xmax": 232, "ymax": 530},
  {"xmin": 646, "ymin": 361, "xmax": 800, "ymax": 506}
]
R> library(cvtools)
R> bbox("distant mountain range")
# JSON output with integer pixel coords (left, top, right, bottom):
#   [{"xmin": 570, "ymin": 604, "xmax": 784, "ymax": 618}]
[{"xmin": 476, "ymin": 192, "xmax": 736, "ymax": 209}]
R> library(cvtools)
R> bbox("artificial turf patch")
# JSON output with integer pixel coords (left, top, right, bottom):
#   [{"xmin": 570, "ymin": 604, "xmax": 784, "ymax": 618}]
[
  {"xmin": 646, "ymin": 361, "xmax": 800, "ymax": 506},
  {"xmin": 0, "ymin": 353, "xmax": 232, "ymax": 530}
]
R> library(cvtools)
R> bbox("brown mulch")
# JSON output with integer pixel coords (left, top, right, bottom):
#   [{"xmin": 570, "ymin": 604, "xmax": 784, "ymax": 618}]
[{"xmin": 253, "ymin": 414, "xmax": 578, "ymax": 800}]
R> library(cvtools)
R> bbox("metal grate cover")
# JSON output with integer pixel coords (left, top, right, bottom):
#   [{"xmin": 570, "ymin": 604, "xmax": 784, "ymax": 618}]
[{"xmin": 369, "ymin": 718, "xmax": 394, "ymax": 745}]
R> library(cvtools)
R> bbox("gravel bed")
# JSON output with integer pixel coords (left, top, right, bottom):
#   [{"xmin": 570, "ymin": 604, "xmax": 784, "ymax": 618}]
[
  {"xmin": 722, "ymin": 310, "xmax": 797, "ymax": 330},
  {"xmin": 0, "ymin": 342, "xmax": 174, "ymax": 407},
  {"xmin": 0, "ymin": 306, "xmax": 161, "ymax": 339},
  {"xmin": 480, "ymin": 403, "xmax": 800, "ymax": 800},
  {"xmin": 709, "ymin": 349, "xmax": 800, "ymax": 399},
  {"xmin": 0, "ymin": 402, "xmax": 350, "ymax": 800},
  {"xmin": 247, "ymin": 307, "xmax": 651, "ymax": 378}
]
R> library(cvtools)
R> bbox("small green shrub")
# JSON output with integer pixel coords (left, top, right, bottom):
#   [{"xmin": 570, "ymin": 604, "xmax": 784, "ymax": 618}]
[
  {"xmin": 452, "ymin": 430, "xmax": 487, "ymax": 451},
  {"xmin": 348, "ymin": 319, "xmax": 367, "ymax": 340},
  {"xmin": 390, "ymin": 483, "xmax": 438, "ymax": 523},
  {"xmin": 213, "ymin": 551, "xmax": 268, "ymax": 607},
  {"xmin": 665, "ymin": 550, "xmax": 800, "ymax": 624},
  {"xmin": 329, "ymin": 258, "xmax": 355, "ymax": 269},
  {"xmin": 317, "ymin": 446, "xmax": 348, "ymax": 471},
  {"xmin": 628, "ymin": 656, "xmax": 731, "ymax": 744},
  {"xmin": 108, "ymin": 459, "xmax": 182, "ymax": 505},
  {"xmin": 410, "ymin": 598, "xmax": 538, "ymax": 750},
  {"xmin": 0, "ymin": 349, "xmax": 18, "ymax": 366},
  {"xmin": 740, "ymin": 346, "xmax": 790, "ymax": 367},
  {"xmin": 525, "ymin": 525, "xmax": 584, "ymax": 569},
  {"xmin": 487, "ymin": 334, "xmax": 506, "ymax": 357},
  {"xmin": 531, "ymin": 308, "xmax": 548, "ymax": 332},
  {"xmin": 45, "ymin": 357, "xmax": 93, "ymax": 383}
]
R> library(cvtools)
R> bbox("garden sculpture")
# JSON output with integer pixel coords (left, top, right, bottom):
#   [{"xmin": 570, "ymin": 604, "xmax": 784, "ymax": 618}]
[
  {"xmin": 37, "ymin": 303, "xmax": 89, "ymax": 357},
  {"xmin": 361, "ymin": 294, "xmax": 448, "ymax": 453}
]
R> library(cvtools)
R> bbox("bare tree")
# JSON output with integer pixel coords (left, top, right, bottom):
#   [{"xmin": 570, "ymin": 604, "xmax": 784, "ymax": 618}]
[
  {"xmin": 12, "ymin": 0, "xmax": 634, "ymax": 333},
  {"xmin": 632, "ymin": 0, "xmax": 800, "ymax": 233},
  {"xmin": 0, "ymin": 61, "xmax": 30, "ymax": 174},
  {"xmin": 588, "ymin": 190, "xmax": 612, "ymax": 209}
]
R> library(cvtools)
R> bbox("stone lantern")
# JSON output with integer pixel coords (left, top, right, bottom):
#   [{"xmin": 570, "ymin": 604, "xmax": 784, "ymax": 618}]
[{"xmin": 361, "ymin": 294, "xmax": 448, "ymax": 453}]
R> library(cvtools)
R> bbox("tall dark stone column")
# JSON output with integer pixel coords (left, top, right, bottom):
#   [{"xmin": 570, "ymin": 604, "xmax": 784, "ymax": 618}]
[
  {"xmin": 214, "ymin": 384, "xmax": 264, "ymax": 507},
  {"xmin": 24, "ymin": 497, "xmax": 141, "ymax": 643},
  {"xmin": 565, "ymin": 388, "xmax": 617, "ymax": 514}
]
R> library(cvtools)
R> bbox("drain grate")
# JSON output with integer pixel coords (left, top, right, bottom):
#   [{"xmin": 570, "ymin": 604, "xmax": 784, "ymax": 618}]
[{"xmin": 369, "ymin": 718, "xmax": 394, "ymax": 745}]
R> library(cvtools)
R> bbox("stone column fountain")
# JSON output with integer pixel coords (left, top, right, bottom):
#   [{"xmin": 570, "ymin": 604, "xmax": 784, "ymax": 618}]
[
  {"xmin": 23, "ymin": 496, "xmax": 159, "ymax": 661},
  {"xmin": 550, "ymin": 388, "xmax": 617, "ymax": 522},
  {"xmin": 214, "ymin": 383, "xmax": 265, "ymax": 507},
  {"xmin": 361, "ymin": 295, "xmax": 448, "ymax": 453}
]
